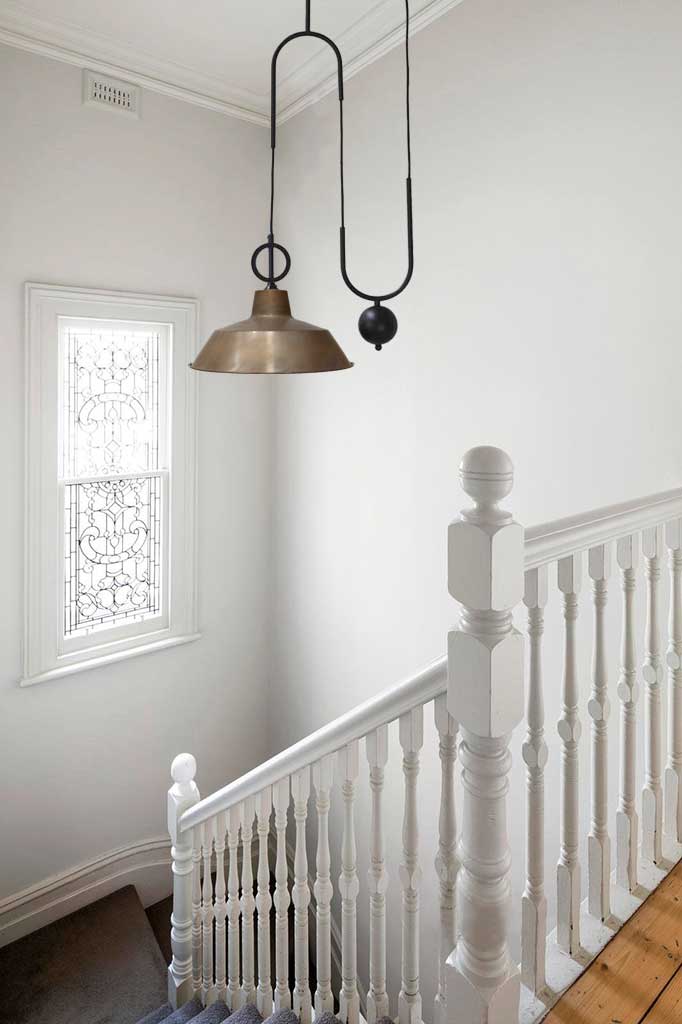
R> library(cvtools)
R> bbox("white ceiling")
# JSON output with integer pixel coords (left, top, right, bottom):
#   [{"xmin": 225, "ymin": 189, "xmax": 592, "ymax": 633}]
[{"xmin": 0, "ymin": 0, "xmax": 463, "ymax": 124}]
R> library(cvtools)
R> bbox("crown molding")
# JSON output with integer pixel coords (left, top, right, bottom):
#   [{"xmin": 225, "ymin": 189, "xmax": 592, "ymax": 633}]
[
  {"xmin": 0, "ymin": 1, "xmax": 268, "ymax": 125},
  {"xmin": 277, "ymin": 0, "xmax": 466, "ymax": 123},
  {"xmin": 0, "ymin": 0, "xmax": 465, "ymax": 127}
]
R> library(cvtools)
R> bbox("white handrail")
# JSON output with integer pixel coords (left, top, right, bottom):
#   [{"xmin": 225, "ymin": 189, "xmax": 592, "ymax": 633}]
[
  {"xmin": 524, "ymin": 486, "xmax": 682, "ymax": 570},
  {"xmin": 180, "ymin": 656, "xmax": 447, "ymax": 832},
  {"xmin": 182, "ymin": 484, "xmax": 682, "ymax": 833}
]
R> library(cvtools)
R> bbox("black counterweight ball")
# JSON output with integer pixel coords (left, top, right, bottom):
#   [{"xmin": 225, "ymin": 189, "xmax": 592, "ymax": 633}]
[{"xmin": 358, "ymin": 304, "xmax": 398, "ymax": 350}]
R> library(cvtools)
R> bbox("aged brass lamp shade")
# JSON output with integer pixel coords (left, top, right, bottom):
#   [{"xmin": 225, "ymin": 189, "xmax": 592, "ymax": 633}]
[
  {"xmin": 190, "ymin": 289, "xmax": 353, "ymax": 374},
  {"xmin": 191, "ymin": 0, "xmax": 414, "ymax": 374}
]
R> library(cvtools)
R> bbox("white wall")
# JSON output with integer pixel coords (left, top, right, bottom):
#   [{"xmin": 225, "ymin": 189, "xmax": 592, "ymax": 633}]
[
  {"xmin": 272, "ymin": 0, "xmax": 682, "ymax": 1006},
  {"xmin": 0, "ymin": 45, "xmax": 273, "ymax": 912}
]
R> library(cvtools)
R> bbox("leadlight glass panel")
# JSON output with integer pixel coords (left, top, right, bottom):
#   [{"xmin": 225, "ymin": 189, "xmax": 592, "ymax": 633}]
[
  {"xmin": 63, "ymin": 476, "xmax": 162, "ymax": 635},
  {"xmin": 61, "ymin": 326, "xmax": 160, "ymax": 478},
  {"xmin": 60, "ymin": 322, "xmax": 165, "ymax": 638}
]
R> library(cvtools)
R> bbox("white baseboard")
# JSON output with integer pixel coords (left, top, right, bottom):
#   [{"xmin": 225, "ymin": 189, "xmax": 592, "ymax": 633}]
[{"xmin": 0, "ymin": 836, "xmax": 172, "ymax": 948}]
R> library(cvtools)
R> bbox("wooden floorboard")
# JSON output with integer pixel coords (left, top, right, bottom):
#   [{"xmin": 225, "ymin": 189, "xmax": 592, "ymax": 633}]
[
  {"xmin": 642, "ymin": 963, "xmax": 682, "ymax": 1023},
  {"xmin": 543, "ymin": 859, "xmax": 682, "ymax": 1024}
]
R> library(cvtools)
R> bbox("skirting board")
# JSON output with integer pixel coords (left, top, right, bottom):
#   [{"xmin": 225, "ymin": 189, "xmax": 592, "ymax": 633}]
[{"xmin": 0, "ymin": 836, "xmax": 172, "ymax": 948}]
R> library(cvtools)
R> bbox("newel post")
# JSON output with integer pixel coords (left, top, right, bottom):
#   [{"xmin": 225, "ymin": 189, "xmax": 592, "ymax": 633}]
[
  {"xmin": 168, "ymin": 752, "xmax": 201, "ymax": 1009},
  {"xmin": 446, "ymin": 447, "xmax": 524, "ymax": 1024}
]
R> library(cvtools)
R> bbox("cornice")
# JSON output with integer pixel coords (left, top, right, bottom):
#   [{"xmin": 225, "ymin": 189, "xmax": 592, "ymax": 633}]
[{"xmin": 0, "ymin": 0, "xmax": 465, "ymax": 126}]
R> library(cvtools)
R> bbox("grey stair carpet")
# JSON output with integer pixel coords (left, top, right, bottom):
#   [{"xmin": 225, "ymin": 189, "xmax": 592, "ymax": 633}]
[
  {"xmin": 136, "ymin": 998, "xmax": 396, "ymax": 1024},
  {"xmin": 0, "ymin": 885, "xmax": 167, "ymax": 1024}
]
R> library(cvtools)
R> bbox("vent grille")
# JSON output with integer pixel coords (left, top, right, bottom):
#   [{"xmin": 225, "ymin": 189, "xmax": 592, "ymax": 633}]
[{"xmin": 83, "ymin": 71, "xmax": 140, "ymax": 116}]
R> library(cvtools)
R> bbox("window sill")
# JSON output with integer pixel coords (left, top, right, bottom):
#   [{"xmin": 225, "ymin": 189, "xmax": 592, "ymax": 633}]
[{"xmin": 20, "ymin": 632, "xmax": 202, "ymax": 687}]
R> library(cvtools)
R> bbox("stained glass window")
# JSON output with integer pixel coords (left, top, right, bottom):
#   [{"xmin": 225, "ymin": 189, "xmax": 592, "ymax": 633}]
[{"xmin": 60, "ymin": 323, "xmax": 165, "ymax": 637}]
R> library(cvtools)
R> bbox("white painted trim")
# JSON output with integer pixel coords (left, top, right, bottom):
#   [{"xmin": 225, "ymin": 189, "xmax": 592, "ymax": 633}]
[
  {"xmin": 24, "ymin": 283, "xmax": 199, "ymax": 686},
  {"xmin": 0, "ymin": 836, "xmax": 172, "ymax": 948},
  {"xmin": 0, "ymin": 0, "xmax": 466, "ymax": 126},
  {"xmin": 20, "ymin": 631, "xmax": 202, "ymax": 688}
]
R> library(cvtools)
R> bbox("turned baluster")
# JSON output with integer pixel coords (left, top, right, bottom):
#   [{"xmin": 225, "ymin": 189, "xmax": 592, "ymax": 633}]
[
  {"xmin": 642, "ymin": 526, "xmax": 664, "ymax": 864},
  {"xmin": 201, "ymin": 819, "xmax": 215, "ymax": 1003},
  {"xmin": 665, "ymin": 520, "xmax": 682, "ymax": 841},
  {"xmin": 557, "ymin": 553, "xmax": 582, "ymax": 955},
  {"xmin": 616, "ymin": 534, "xmax": 639, "ymax": 891},
  {"xmin": 338, "ymin": 741, "xmax": 360, "ymax": 1024},
  {"xmin": 521, "ymin": 566, "xmax": 548, "ymax": 992},
  {"xmin": 313, "ymin": 755, "xmax": 335, "ymax": 1017},
  {"xmin": 214, "ymin": 812, "xmax": 228, "ymax": 1004},
  {"xmin": 366, "ymin": 725, "xmax": 390, "ymax": 1024},
  {"xmin": 256, "ymin": 788, "xmax": 273, "ymax": 1017},
  {"xmin": 292, "ymin": 767, "xmax": 312, "ymax": 1024},
  {"xmin": 447, "ymin": 447, "xmax": 524, "ymax": 1023},
  {"xmin": 226, "ymin": 806, "xmax": 242, "ymax": 1010},
  {"xmin": 191, "ymin": 828, "xmax": 202, "ymax": 996},
  {"xmin": 168, "ymin": 753, "xmax": 201, "ymax": 1009},
  {"xmin": 240, "ymin": 797, "xmax": 256, "ymax": 1006},
  {"xmin": 399, "ymin": 707, "xmax": 424, "ymax": 1024},
  {"xmin": 587, "ymin": 544, "xmax": 611, "ymax": 921},
  {"xmin": 272, "ymin": 778, "xmax": 291, "ymax": 1011},
  {"xmin": 434, "ymin": 695, "xmax": 458, "ymax": 1024}
]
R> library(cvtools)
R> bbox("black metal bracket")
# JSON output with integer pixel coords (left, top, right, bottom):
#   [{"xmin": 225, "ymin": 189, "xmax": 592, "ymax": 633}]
[
  {"xmin": 260, "ymin": 0, "xmax": 413, "ymax": 348},
  {"xmin": 251, "ymin": 234, "xmax": 291, "ymax": 289}
]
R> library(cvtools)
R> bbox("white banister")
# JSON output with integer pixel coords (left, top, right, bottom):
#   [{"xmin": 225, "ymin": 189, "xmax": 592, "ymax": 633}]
[
  {"xmin": 292, "ymin": 767, "xmax": 312, "ymax": 1024},
  {"xmin": 642, "ymin": 526, "xmax": 664, "ymax": 864},
  {"xmin": 447, "ymin": 447, "xmax": 524, "ymax": 1024},
  {"xmin": 256, "ymin": 788, "xmax": 273, "ymax": 1017},
  {"xmin": 521, "ymin": 566, "xmax": 548, "ymax": 994},
  {"xmin": 180, "ymin": 487, "xmax": 682, "ymax": 841},
  {"xmin": 525, "ymin": 487, "xmax": 682, "ymax": 569},
  {"xmin": 366, "ymin": 726, "xmax": 389, "ymax": 1024},
  {"xmin": 434, "ymin": 695, "xmax": 458, "ymax": 1024},
  {"xmin": 201, "ymin": 819, "xmax": 215, "ymax": 1004},
  {"xmin": 665, "ymin": 520, "xmax": 682, "ymax": 842},
  {"xmin": 616, "ymin": 535, "xmax": 639, "ymax": 891},
  {"xmin": 180, "ymin": 659, "xmax": 447, "ymax": 833},
  {"xmin": 398, "ymin": 706, "xmax": 424, "ymax": 1024},
  {"xmin": 313, "ymin": 755, "xmax": 335, "ymax": 1017},
  {"xmin": 557, "ymin": 553, "xmax": 582, "ymax": 955},
  {"xmin": 191, "ymin": 829, "xmax": 202, "ymax": 997},
  {"xmin": 338, "ymin": 741, "xmax": 360, "ymax": 1024},
  {"xmin": 214, "ymin": 812, "xmax": 228, "ymax": 1005},
  {"xmin": 272, "ymin": 778, "xmax": 291, "ymax": 1011},
  {"xmin": 226, "ymin": 806, "xmax": 241, "ymax": 1010},
  {"xmin": 240, "ymin": 797, "xmax": 256, "ymax": 1006},
  {"xmin": 587, "ymin": 544, "xmax": 611, "ymax": 921},
  {"xmin": 168, "ymin": 753, "xmax": 201, "ymax": 1009}
]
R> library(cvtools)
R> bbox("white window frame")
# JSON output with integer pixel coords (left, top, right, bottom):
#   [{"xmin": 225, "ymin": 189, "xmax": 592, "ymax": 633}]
[{"xmin": 23, "ymin": 284, "xmax": 199, "ymax": 686}]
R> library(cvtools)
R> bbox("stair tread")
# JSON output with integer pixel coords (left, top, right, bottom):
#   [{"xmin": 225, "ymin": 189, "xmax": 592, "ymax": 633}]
[
  {"xmin": 191, "ymin": 1004, "xmax": 231, "ymax": 1023},
  {"xmin": 137, "ymin": 999, "xmax": 353, "ymax": 1024},
  {"xmin": 135, "ymin": 1003, "xmax": 173, "ymax": 1024},
  {"xmin": 156, "ymin": 997, "xmax": 203, "ymax": 1024},
  {"xmin": 0, "ymin": 884, "xmax": 166, "ymax": 1024}
]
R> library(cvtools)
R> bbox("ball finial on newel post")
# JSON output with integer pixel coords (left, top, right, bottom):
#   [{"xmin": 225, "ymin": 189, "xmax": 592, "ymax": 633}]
[
  {"xmin": 459, "ymin": 446, "xmax": 514, "ymax": 522},
  {"xmin": 171, "ymin": 752, "xmax": 197, "ymax": 788}
]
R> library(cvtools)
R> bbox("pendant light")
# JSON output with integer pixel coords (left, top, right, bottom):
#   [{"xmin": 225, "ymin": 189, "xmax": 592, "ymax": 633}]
[{"xmin": 191, "ymin": 0, "xmax": 414, "ymax": 375}]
